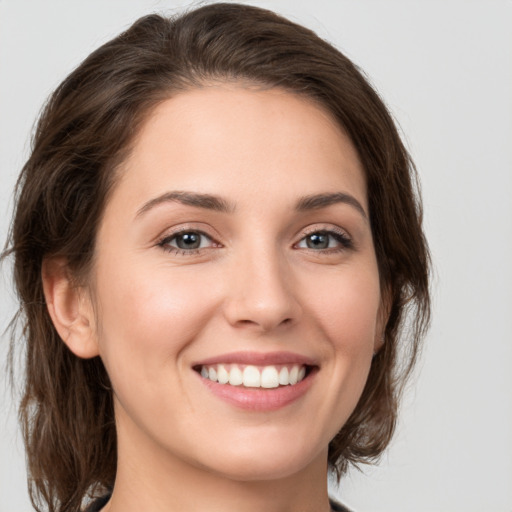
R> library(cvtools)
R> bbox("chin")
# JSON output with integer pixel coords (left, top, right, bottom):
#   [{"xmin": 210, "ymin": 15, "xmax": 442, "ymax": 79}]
[{"xmin": 193, "ymin": 439, "xmax": 326, "ymax": 482}]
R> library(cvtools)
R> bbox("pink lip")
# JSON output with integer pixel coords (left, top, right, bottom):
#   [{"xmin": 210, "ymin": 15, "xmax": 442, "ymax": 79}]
[
  {"xmin": 192, "ymin": 350, "xmax": 317, "ymax": 367},
  {"xmin": 199, "ymin": 375, "xmax": 315, "ymax": 411},
  {"xmin": 194, "ymin": 363, "xmax": 318, "ymax": 412}
]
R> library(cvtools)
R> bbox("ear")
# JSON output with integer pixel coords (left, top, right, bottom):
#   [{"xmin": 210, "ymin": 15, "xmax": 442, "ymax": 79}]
[
  {"xmin": 42, "ymin": 257, "xmax": 99, "ymax": 359},
  {"xmin": 374, "ymin": 284, "xmax": 392, "ymax": 355}
]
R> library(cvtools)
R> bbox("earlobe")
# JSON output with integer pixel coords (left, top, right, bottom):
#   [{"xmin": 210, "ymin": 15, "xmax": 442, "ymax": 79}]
[{"xmin": 42, "ymin": 258, "xmax": 99, "ymax": 359}]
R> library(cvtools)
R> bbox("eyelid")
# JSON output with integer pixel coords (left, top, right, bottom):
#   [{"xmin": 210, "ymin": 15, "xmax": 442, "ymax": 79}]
[
  {"xmin": 294, "ymin": 224, "xmax": 354, "ymax": 251},
  {"xmin": 153, "ymin": 223, "xmax": 354, "ymax": 255},
  {"xmin": 300, "ymin": 224, "xmax": 349, "ymax": 237},
  {"xmin": 155, "ymin": 222, "xmax": 219, "ymax": 243},
  {"xmin": 156, "ymin": 225, "xmax": 222, "ymax": 254},
  {"xmin": 161, "ymin": 230, "xmax": 213, "ymax": 246},
  {"xmin": 298, "ymin": 224, "xmax": 352, "ymax": 241}
]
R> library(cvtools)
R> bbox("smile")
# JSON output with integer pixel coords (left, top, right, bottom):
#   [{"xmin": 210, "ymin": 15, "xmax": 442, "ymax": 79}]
[
  {"xmin": 192, "ymin": 352, "xmax": 318, "ymax": 411},
  {"xmin": 198, "ymin": 363, "xmax": 308, "ymax": 388}
]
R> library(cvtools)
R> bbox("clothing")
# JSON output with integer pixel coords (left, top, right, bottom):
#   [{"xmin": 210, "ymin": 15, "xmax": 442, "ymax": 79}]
[
  {"xmin": 84, "ymin": 495, "xmax": 353, "ymax": 512},
  {"xmin": 84, "ymin": 494, "xmax": 110, "ymax": 512},
  {"xmin": 330, "ymin": 498, "xmax": 353, "ymax": 512}
]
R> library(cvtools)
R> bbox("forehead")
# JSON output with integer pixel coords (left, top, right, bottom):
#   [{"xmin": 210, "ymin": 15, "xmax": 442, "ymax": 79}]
[{"xmin": 114, "ymin": 85, "xmax": 367, "ymax": 212}]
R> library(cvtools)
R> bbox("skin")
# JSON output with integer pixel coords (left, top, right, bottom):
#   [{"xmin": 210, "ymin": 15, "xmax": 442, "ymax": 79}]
[{"xmin": 44, "ymin": 85, "xmax": 384, "ymax": 512}]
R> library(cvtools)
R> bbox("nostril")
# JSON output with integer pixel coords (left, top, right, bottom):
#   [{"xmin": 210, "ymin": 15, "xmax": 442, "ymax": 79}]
[
  {"xmin": 236, "ymin": 317, "xmax": 293, "ymax": 329},
  {"xmin": 237, "ymin": 319, "xmax": 258, "ymax": 326}
]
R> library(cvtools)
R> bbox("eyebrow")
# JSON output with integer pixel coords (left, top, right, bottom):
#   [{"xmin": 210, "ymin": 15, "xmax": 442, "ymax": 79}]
[
  {"xmin": 295, "ymin": 192, "xmax": 368, "ymax": 221},
  {"xmin": 135, "ymin": 190, "xmax": 367, "ymax": 221},
  {"xmin": 135, "ymin": 191, "xmax": 235, "ymax": 218}
]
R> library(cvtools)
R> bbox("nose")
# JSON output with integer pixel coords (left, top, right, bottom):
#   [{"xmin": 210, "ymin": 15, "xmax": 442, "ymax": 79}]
[{"xmin": 222, "ymin": 247, "xmax": 302, "ymax": 333}]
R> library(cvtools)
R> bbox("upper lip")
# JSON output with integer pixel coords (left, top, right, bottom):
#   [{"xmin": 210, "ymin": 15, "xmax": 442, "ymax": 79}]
[{"xmin": 192, "ymin": 351, "xmax": 318, "ymax": 367}]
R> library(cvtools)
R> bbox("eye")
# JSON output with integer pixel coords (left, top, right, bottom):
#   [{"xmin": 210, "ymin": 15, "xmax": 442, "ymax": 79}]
[
  {"xmin": 158, "ymin": 230, "xmax": 217, "ymax": 253},
  {"xmin": 296, "ymin": 230, "xmax": 352, "ymax": 251}
]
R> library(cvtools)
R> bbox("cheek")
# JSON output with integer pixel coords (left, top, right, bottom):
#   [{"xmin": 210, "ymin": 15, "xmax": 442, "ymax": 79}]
[
  {"xmin": 92, "ymin": 258, "xmax": 220, "ymax": 377},
  {"xmin": 292, "ymin": 265, "xmax": 381, "ymax": 442},
  {"xmin": 306, "ymin": 267, "xmax": 381, "ymax": 351}
]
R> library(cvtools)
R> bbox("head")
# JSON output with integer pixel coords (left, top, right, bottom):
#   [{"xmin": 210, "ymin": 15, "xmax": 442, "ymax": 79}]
[{"xmin": 5, "ymin": 3, "xmax": 430, "ymax": 512}]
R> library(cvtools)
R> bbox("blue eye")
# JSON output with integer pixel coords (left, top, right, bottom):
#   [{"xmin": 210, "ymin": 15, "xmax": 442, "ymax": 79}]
[
  {"xmin": 297, "ymin": 230, "xmax": 352, "ymax": 250},
  {"xmin": 158, "ymin": 230, "xmax": 215, "ymax": 253}
]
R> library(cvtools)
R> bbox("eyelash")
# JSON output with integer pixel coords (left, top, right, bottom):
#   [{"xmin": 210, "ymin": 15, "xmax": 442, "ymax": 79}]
[
  {"xmin": 295, "ymin": 227, "xmax": 353, "ymax": 253},
  {"xmin": 156, "ymin": 227, "xmax": 353, "ymax": 256},
  {"xmin": 157, "ymin": 228, "xmax": 218, "ymax": 255}
]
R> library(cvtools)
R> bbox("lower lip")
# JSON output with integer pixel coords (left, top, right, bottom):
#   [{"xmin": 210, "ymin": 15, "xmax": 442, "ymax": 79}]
[{"xmin": 197, "ymin": 370, "xmax": 316, "ymax": 411}]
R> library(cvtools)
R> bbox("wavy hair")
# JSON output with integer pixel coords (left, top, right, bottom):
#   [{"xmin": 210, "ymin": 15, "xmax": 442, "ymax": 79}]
[{"xmin": 3, "ymin": 3, "xmax": 430, "ymax": 511}]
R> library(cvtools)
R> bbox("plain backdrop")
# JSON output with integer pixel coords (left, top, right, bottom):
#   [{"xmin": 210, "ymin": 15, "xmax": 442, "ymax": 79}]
[{"xmin": 1, "ymin": 1, "xmax": 511, "ymax": 511}]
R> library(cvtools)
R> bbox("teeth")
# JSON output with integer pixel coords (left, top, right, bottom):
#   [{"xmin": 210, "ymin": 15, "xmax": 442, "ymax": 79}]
[
  {"xmin": 243, "ymin": 365, "xmax": 260, "ymax": 387},
  {"xmin": 278, "ymin": 367, "xmax": 289, "ymax": 385},
  {"xmin": 217, "ymin": 364, "xmax": 229, "ymax": 384},
  {"xmin": 228, "ymin": 366, "xmax": 243, "ymax": 386},
  {"xmin": 261, "ymin": 366, "xmax": 279, "ymax": 388},
  {"xmin": 289, "ymin": 365, "xmax": 299, "ymax": 385},
  {"xmin": 199, "ymin": 363, "xmax": 307, "ymax": 388}
]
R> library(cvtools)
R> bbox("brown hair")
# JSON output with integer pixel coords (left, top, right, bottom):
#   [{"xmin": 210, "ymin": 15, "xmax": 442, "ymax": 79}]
[{"xmin": 4, "ymin": 3, "xmax": 430, "ymax": 512}]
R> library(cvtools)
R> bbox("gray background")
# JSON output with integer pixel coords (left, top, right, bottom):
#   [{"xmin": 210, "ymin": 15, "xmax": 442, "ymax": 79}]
[{"xmin": 1, "ymin": 1, "xmax": 511, "ymax": 511}]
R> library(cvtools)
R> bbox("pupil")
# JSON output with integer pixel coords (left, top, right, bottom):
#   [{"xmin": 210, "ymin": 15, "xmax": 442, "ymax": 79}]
[
  {"xmin": 177, "ymin": 232, "xmax": 200, "ymax": 249},
  {"xmin": 307, "ymin": 233, "xmax": 328, "ymax": 249}
]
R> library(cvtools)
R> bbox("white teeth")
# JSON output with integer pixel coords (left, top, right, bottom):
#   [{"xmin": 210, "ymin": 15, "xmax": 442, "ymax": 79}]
[
  {"xmin": 243, "ymin": 365, "xmax": 261, "ymax": 387},
  {"xmin": 289, "ymin": 366, "xmax": 299, "ymax": 385},
  {"xmin": 200, "ymin": 363, "xmax": 307, "ymax": 388},
  {"xmin": 261, "ymin": 366, "xmax": 279, "ymax": 388},
  {"xmin": 228, "ymin": 366, "xmax": 243, "ymax": 386},
  {"xmin": 217, "ymin": 364, "xmax": 229, "ymax": 384}
]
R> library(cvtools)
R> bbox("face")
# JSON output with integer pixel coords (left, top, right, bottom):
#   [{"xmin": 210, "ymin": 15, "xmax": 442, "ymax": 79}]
[{"xmin": 88, "ymin": 85, "xmax": 383, "ymax": 482}]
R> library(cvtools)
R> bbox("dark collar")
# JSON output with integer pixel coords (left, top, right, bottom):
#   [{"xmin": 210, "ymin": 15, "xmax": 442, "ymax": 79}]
[{"xmin": 84, "ymin": 494, "xmax": 353, "ymax": 512}]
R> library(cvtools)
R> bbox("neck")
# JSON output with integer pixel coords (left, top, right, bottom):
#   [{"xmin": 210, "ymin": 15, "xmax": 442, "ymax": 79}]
[{"xmin": 102, "ymin": 417, "xmax": 331, "ymax": 512}]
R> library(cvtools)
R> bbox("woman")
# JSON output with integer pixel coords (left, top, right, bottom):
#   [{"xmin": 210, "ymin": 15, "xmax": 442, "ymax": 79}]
[{"xmin": 4, "ymin": 3, "xmax": 430, "ymax": 511}]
